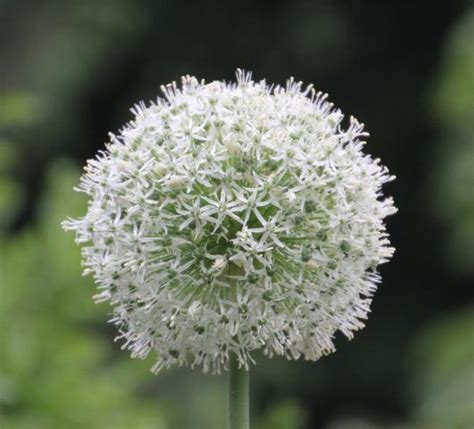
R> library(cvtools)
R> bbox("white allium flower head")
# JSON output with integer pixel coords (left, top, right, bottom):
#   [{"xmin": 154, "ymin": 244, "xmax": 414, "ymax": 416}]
[{"xmin": 63, "ymin": 70, "xmax": 397, "ymax": 374}]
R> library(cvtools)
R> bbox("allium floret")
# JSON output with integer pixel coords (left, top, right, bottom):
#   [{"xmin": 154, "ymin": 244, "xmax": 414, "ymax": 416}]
[{"xmin": 63, "ymin": 70, "xmax": 397, "ymax": 373}]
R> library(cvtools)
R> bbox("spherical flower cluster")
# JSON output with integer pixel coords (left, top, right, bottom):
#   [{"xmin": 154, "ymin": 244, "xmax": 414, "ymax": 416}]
[{"xmin": 63, "ymin": 70, "xmax": 396, "ymax": 373}]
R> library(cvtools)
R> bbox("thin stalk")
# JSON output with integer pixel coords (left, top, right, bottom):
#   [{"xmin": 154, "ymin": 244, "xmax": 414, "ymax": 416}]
[{"xmin": 227, "ymin": 354, "xmax": 249, "ymax": 429}]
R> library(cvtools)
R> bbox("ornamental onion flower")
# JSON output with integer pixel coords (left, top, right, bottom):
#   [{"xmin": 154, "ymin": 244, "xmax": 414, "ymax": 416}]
[{"xmin": 63, "ymin": 70, "xmax": 397, "ymax": 375}]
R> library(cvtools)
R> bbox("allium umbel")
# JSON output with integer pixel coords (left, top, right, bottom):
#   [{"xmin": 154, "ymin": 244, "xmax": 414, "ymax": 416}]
[{"xmin": 63, "ymin": 70, "xmax": 396, "ymax": 374}]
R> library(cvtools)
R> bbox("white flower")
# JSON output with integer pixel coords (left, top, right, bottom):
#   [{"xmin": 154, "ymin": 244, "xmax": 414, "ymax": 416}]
[{"xmin": 63, "ymin": 69, "xmax": 397, "ymax": 374}]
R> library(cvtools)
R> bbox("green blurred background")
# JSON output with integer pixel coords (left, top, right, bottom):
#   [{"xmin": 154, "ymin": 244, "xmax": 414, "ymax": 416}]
[{"xmin": 1, "ymin": 1, "xmax": 473, "ymax": 428}]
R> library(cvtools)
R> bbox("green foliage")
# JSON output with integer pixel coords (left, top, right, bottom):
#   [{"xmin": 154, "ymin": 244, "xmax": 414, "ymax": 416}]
[
  {"xmin": 433, "ymin": 8, "xmax": 474, "ymax": 124},
  {"xmin": 0, "ymin": 93, "xmax": 44, "ymax": 129},
  {"xmin": 0, "ymin": 161, "xmax": 166, "ymax": 429},
  {"xmin": 1, "ymin": 1, "xmax": 472, "ymax": 427},
  {"xmin": 0, "ymin": 176, "xmax": 22, "ymax": 231},
  {"xmin": 324, "ymin": 308, "xmax": 474, "ymax": 429},
  {"xmin": 432, "ymin": 6, "xmax": 474, "ymax": 273},
  {"xmin": 256, "ymin": 399, "xmax": 307, "ymax": 429},
  {"xmin": 410, "ymin": 308, "xmax": 474, "ymax": 429},
  {"xmin": 0, "ymin": 90, "xmax": 41, "ymax": 232}
]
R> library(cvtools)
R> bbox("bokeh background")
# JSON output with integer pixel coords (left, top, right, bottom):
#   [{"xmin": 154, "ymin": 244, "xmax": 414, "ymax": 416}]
[{"xmin": 1, "ymin": 1, "xmax": 473, "ymax": 428}]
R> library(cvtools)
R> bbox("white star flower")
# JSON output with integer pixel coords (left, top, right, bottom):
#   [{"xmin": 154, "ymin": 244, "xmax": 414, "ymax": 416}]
[{"xmin": 63, "ymin": 69, "xmax": 397, "ymax": 374}]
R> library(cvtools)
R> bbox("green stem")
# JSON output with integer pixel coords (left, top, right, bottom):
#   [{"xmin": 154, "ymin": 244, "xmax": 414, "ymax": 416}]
[{"xmin": 227, "ymin": 354, "xmax": 249, "ymax": 429}]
